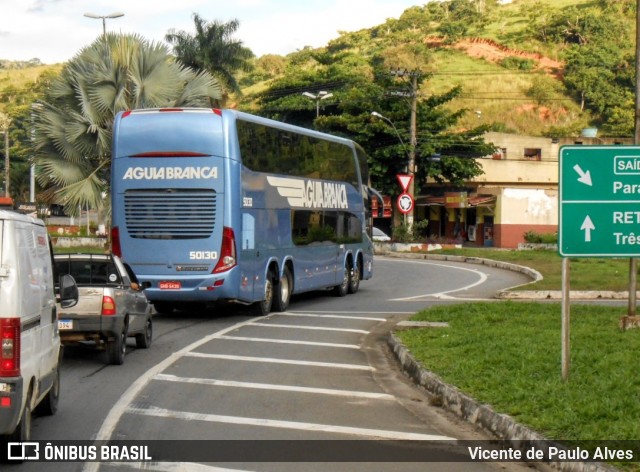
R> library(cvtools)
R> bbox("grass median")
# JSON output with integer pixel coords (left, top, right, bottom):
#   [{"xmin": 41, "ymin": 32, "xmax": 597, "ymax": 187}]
[{"xmin": 396, "ymin": 249, "xmax": 640, "ymax": 467}]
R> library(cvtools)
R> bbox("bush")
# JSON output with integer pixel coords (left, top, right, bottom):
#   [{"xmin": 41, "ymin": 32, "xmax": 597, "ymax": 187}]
[
  {"xmin": 523, "ymin": 230, "xmax": 557, "ymax": 244},
  {"xmin": 500, "ymin": 57, "xmax": 535, "ymax": 70},
  {"xmin": 392, "ymin": 220, "xmax": 431, "ymax": 243}
]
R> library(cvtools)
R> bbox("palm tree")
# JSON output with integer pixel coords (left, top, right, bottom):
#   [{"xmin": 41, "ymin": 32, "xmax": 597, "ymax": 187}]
[
  {"xmin": 166, "ymin": 15, "xmax": 254, "ymax": 96},
  {"xmin": 32, "ymin": 33, "xmax": 223, "ymax": 216}
]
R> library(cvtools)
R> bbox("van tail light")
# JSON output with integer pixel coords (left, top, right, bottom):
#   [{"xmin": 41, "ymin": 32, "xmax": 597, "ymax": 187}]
[
  {"xmin": 111, "ymin": 226, "xmax": 121, "ymax": 257},
  {"xmin": 0, "ymin": 318, "xmax": 21, "ymax": 377},
  {"xmin": 213, "ymin": 227, "xmax": 237, "ymax": 273},
  {"xmin": 101, "ymin": 296, "xmax": 116, "ymax": 316}
]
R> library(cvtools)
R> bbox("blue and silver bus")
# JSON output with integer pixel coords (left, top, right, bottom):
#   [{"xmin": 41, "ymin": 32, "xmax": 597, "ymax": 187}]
[{"xmin": 111, "ymin": 108, "xmax": 376, "ymax": 315}]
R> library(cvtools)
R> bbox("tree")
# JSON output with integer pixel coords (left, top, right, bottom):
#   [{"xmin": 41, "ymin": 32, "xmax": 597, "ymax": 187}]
[
  {"xmin": 166, "ymin": 15, "xmax": 254, "ymax": 97},
  {"xmin": 32, "ymin": 33, "xmax": 222, "ymax": 216}
]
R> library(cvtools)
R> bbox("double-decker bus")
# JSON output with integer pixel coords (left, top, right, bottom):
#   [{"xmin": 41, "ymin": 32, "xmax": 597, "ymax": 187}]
[{"xmin": 110, "ymin": 108, "xmax": 377, "ymax": 315}]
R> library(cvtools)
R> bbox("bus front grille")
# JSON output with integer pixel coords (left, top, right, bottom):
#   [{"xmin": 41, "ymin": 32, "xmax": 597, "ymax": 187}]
[{"xmin": 124, "ymin": 189, "xmax": 216, "ymax": 239}]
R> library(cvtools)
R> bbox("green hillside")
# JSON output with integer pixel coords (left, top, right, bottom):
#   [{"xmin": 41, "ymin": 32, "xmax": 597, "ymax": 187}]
[
  {"xmin": 239, "ymin": 0, "xmax": 634, "ymax": 137},
  {"xmin": 0, "ymin": 0, "xmax": 635, "ymax": 137}
]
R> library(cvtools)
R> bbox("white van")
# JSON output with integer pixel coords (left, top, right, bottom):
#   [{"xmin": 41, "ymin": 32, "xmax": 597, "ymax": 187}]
[{"xmin": 0, "ymin": 206, "xmax": 78, "ymax": 444}]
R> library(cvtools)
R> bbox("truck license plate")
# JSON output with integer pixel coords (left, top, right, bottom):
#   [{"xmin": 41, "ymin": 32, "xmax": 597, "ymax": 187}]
[
  {"xmin": 58, "ymin": 320, "xmax": 73, "ymax": 330},
  {"xmin": 159, "ymin": 281, "xmax": 181, "ymax": 290}
]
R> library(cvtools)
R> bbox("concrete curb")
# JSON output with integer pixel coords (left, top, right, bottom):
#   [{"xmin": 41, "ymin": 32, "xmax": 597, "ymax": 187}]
[{"xmin": 388, "ymin": 333, "xmax": 618, "ymax": 472}]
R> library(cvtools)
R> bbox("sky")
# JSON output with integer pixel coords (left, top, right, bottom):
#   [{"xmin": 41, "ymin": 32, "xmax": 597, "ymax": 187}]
[{"xmin": 0, "ymin": 0, "xmax": 423, "ymax": 64}]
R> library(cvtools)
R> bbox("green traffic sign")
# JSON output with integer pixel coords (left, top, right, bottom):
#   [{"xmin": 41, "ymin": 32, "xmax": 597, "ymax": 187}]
[{"xmin": 559, "ymin": 146, "xmax": 640, "ymax": 257}]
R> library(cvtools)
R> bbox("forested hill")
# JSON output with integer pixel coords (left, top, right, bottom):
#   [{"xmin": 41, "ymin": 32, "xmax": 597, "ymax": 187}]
[
  {"xmin": 241, "ymin": 0, "xmax": 636, "ymax": 138},
  {"xmin": 1, "ymin": 0, "xmax": 637, "ymax": 137}
]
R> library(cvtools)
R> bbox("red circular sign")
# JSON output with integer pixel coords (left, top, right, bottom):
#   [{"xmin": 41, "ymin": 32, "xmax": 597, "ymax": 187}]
[{"xmin": 397, "ymin": 193, "xmax": 414, "ymax": 214}]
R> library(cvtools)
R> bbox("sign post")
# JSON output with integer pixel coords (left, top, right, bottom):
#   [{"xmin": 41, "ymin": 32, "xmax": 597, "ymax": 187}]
[
  {"xmin": 559, "ymin": 145, "xmax": 640, "ymax": 379},
  {"xmin": 396, "ymin": 174, "xmax": 414, "ymax": 217}
]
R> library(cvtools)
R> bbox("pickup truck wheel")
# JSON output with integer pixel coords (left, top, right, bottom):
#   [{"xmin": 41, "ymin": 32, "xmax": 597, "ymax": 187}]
[
  {"xmin": 35, "ymin": 365, "xmax": 60, "ymax": 416},
  {"xmin": 135, "ymin": 317, "xmax": 153, "ymax": 349},
  {"xmin": 108, "ymin": 324, "xmax": 128, "ymax": 365}
]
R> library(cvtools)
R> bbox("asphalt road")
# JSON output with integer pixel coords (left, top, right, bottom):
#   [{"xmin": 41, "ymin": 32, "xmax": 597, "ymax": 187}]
[{"xmin": 13, "ymin": 256, "xmax": 533, "ymax": 472}]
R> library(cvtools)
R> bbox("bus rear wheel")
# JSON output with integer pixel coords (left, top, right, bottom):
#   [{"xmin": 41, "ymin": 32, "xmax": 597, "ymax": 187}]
[
  {"xmin": 348, "ymin": 258, "xmax": 361, "ymax": 294},
  {"xmin": 333, "ymin": 261, "xmax": 350, "ymax": 297},
  {"xmin": 272, "ymin": 266, "xmax": 292, "ymax": 312},
  {"xmin": 253, "ymin": 275, "xmax": 274, "ymax": 316}
]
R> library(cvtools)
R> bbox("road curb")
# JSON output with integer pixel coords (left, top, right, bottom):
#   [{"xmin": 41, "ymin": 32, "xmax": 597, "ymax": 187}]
[{"xmin": 388, "ymin": 334, "xmax": 618, "ymax": 472}]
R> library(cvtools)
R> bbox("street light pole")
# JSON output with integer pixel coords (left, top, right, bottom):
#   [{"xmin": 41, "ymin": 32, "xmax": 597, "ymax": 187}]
[
  {"xmin": 302, "ymin": 91, "xmax": 334, "ymax": 117},
  {"xmin": 0, "ymin": 112, "xmax": 11, "ymax": 198},
  {"xmin": 84, "ymin": 12, "xmax": 124, "ymax": 36}
]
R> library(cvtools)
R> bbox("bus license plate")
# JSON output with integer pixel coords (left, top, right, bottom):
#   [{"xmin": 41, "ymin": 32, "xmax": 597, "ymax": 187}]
[
  {"xmin": 58, "ymin": 320, "xmax": 73, "ymax": 330},
  {"xmin": 159, "ymin": 281, "xmax": 181, "ymax": 290}
]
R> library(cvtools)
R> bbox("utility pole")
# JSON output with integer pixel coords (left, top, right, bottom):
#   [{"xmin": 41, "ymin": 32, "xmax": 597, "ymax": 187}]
[{"xmin": 389, "ymin": 69, "xmax": 421, "ymax": 228}]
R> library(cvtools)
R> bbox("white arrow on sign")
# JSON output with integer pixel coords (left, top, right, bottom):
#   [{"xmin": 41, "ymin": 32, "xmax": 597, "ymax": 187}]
[
  {"xmin": 573, "ymin": 164, "xmax": 592, "ymax": 186},
  {"xmin": 580, "ymin": 215, "xmax": 595, "ymax": 242}
]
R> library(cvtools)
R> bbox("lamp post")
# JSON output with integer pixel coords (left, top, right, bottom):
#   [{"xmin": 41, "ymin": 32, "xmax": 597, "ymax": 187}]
[
  {"xmin": 371, "ymin": 111, "xmax": 415, "ymax": 227},
  {"xmin": 302, "ymin": 91, "xmax": 333, "ymax": 117},
  {"xmin": 84, "ymin": 12, "xmax": 124, "ymax": 36}
]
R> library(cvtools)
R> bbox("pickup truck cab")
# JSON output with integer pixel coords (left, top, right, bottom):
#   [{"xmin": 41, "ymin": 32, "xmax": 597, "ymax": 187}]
[
  {"xmin": 0, "ymin": 204, "xmax": 78, "ymax": 445},
  {"xmin": 54, "ymin": 253, "xmax": 153, "ymax": 365}
]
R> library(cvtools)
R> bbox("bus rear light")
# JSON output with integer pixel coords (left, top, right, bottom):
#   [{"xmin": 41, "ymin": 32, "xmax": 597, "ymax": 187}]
[
  {"xmin": 0, "ymin": 318, "xmax": 21, "ymax": 377},
  {"xmin": 101, "ymin": 296, "xmax": 116, "ymax": 316},
  {"xmin": 213, "ymin": 227, "xmax": 237, "ymax": 273},
  {"xmin": 1, "ymin": 397, "xmax": 10, "ymax": 407},
  {"xmin": 111, "ymin": 226, "xmax": 121, "ymax": 257}
]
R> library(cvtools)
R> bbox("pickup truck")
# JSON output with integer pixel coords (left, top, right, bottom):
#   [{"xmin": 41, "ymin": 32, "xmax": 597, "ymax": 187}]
[{"xmin": 53, "ymin": 253, "xmax": 153, "ymax": 365}]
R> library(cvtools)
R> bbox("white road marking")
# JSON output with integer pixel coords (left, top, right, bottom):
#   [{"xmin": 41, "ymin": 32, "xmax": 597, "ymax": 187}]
[
  {"xmin": 384, "ymin": 260, "xmax": 489, "ymax": 301},
  {"xmin": 250, "ymin": 322, "xmax": 369, "ymax": 334},
  {"xmin": 127, "ymin": 406, "xmax": 456, "ymax": 441},
  {"xmin": 218, "ymin": 335, "xmax": 360, "ymax": 349},
  {"xmin": 289, "ymin": 310, "xmax": 413, "ymax": 315},
  {"xmin": 154, "ymin": 373, "xmax": 394, "ymax": 400},
  {"xmin": 275, "ymin": 312, "xmax": 387, "ymax": 322},
  {"xmin": 184, "ymin": 352, "xmax": 373, "ymax": 370},
  {"xmin": 83, "ymin": 316, "xmax": 270, "ymax": 472}
]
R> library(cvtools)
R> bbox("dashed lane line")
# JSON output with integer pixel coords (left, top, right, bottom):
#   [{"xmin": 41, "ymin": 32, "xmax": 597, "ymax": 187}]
[
  {"xmin": 184, "ymin": 352, "xmax": 374, "ymax": 370},
  {"xmin": 127, "ymin": 406, "xmax": 456, "ymax": 441},
  {"xmin": 154, "ymin": 373, "xmax": 395, "ymax": 400}
]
